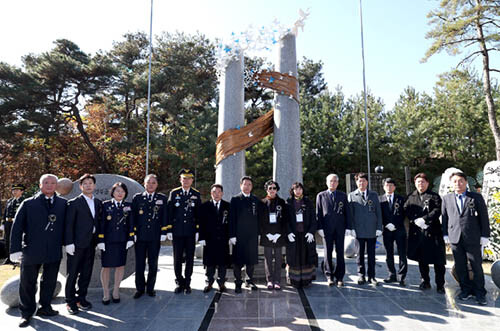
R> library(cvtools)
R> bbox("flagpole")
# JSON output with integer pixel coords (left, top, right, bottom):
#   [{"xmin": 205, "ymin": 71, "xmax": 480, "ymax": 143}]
[
  {"xmin": 145, "ymin": 0, "xmax": 153, "ymax": 176},
  {"xmin": 359, "ymin": 0, "xmax": 371, "ymax": 189}
]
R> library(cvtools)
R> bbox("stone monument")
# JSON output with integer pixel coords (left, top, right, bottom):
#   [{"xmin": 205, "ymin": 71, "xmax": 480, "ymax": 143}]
[
  {"xmin": 215, "ymin": 54, "xmax": 246, "ymax": 199},
  {"xmin": 273, "ymin": 33, "xmax": 303, "ymax": 198},
  {"xmin": 59, "ymin": 174, "xmax": 144, "ymax": 288}
]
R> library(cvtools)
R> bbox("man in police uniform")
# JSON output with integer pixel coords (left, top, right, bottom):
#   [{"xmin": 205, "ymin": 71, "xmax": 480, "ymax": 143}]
[
  {"xmin": 167, "ymin": 169, "xmax": 201, "ymax": 294},
  {"xmin": 1, "ymin": 184, "xmax": 25, "ymax": 265},
  {"xmin": 10, "ymin": 174, "xmax": 67, "ymax": 328},
  {"xmin": 132, "ymin": 174, "xmax": 168, "ymax": 299}
]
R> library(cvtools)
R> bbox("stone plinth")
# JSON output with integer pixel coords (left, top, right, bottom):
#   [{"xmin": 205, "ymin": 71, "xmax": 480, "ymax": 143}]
[
  {"xmin": 273, "ymin": 33, "xmax": 302, "ymax": 198},
  {"xmin": 1, "ymin": 275, "xmax": 61, "ymax": 308},
  {"xmin": 215, "ymin": 55, "xmax": 245, "ymax": 199}
]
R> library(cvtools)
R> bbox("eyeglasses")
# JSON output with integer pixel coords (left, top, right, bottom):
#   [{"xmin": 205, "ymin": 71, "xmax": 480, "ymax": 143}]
[{"xmin": 268, "ymin": 187, "xmax": 277, "ymax": 190}]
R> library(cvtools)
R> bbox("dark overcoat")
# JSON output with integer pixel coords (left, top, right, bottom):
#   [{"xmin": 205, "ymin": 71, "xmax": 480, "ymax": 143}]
[{"xmin": 199, "ymin": 199, "xmax": 230, "ymax": 266}]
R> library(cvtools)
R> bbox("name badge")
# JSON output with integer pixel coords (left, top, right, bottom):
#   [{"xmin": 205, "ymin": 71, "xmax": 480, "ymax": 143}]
[
  {"xmin": 269, "ymin": 213, "xmax": 277, "ymax": 224},
  {"xmin": 296, "ymin": 213, "xmax": 303, "ymax": 223}
]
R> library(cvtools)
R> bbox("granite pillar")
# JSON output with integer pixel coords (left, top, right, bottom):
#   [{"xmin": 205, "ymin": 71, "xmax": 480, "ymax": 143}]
[
  {"xmin": 273, "ymin": 33, "xmax": 302, "ymax": 198},
  {"xmin": 215, "ymin": 54, "xmax": 246, "ymax": 199}
]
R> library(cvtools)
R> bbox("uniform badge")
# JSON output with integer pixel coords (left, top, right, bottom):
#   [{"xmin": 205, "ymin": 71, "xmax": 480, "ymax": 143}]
[
  {"xmin": 190, "ymin": 196, "xmax": 198, "ymax": 200},
  {"xmin": 123, "ymin": 206, "xmax": 131, "ymax": 212},
  {"xmin": 175, "ymin": 202, "xmax": 180, "ymax": 207},
  {"xmin": 156, "ymin": 200, "xmax": 163, "ymax": 205},
  {"xmin": 45, "ymin": 214, "xmax": 57, "ymax": 231},
  {"xmin": 337, "ymin": 202, "xmax": 344, "ymax": 213},
  {"xmin": 154, "ymin": 206, "xmax": 160, "ymax": 212},
  {"xmin": 107, "ymin": 215, "xmax": 112, "ymax": 220},
  {"xmin": 191, "ymin": 202, "xmax": 195, "ymax": 207},
  {"xmin": 139, "ymin": 210, "xmax": 144, "ymax": 215}
]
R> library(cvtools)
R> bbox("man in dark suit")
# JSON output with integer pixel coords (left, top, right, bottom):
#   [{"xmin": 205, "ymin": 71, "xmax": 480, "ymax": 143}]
[
  {"xmin": 348, "ymin": 172, "xmax": 383, "ymax": 286},
  {"xmin": 167, "ymin": 168, "xmax": 201, "ymax": 294},
  {"xmin": 316, "ymin": 173, "xmax": 352, "ymax": 286},
  {"xmin": 199, "ymin": 184, "xmax": 230, "ymax": 293},
  {"xmin": 442, "ymin": 172, "xmax": 490, "ymax": 305},
  {"xmin": 1, "ymin": 184, "xmax": 25, "ymax": 265},
  {"xmin": 10, "ymin": 174, "xmax": 67, "ymax": 328},
  {"xmin": 132, "ymin": 174, "xmax": 168, "ymax": 299},
  {"xmin": 229, "ymin": 176, "xmax": 264, "ymax": 293},
  {"xmin": 379, "ymin": 178, "xmax": 407, "ymax": 286},
  {"xmin": 64, "ymin": 174, "xmax": 102, "ymax": 314}
]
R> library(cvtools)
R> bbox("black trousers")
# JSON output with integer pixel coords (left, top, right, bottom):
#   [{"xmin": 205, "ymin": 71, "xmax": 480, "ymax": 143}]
[
  {"xmin": 135, "ymin": 240, "xmax": 161, "ymax": 293},
  {"xmin": 324, "ymin": 230, "xmax": 345, "ymax": 281},
  {"xmin": 206, "ymin": 265, "xmax": 227, "ymax": 286},
  {"xmin": 20, "ymin": 260, "xmax": 60, "ymax": 318},
  {"xmin": 357, "ymin": 238, "xmax": 376, "ymax": 278},
  {"xmin": 172, "ymin": 235, "xmax": 195, "ymax": 286},
  {"xmin": 233, "ymin": 264, "xmax": 255, "ymax": 286},
  {"xmin": 418, "ymin": 262, "xmax": 446, "ymax": 288},
  {"xmin": 383, "ymin": 229, "xmax": 408, "ymax": 279},
  {"xmin": 4, "ymin": 221, "xmax": 12, "ymax": 258},
  {"xmin": 451, "ymin": 237, "xmax": 486, "ymax": 297},
  {"xmin": 65, "ymin": 246, "xmax": 96, "ymax": 304}
]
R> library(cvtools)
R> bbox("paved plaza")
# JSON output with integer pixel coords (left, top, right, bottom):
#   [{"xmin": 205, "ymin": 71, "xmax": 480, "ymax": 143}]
[{"xmin": 1, "ymin": 246, "xmax": 499, "ymax": 330}]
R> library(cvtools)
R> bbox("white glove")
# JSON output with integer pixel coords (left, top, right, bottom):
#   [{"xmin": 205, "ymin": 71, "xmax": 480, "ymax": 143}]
[
  {"xmin": 97, "ymin": 243, "xmax": 105, "ymax": 251},
  {"xmin": 167, "ymin": 233, "xmax": 173, "ymax": 241},
  {"xmin": 480, "ymin": 237, "xmax": 490, "ymax": 246},
  {"xmin": 345, "ymin": 229, "xmax": 352, "ymax": 237},
  {"xmin": 10, "ymin": 251, "xmax": 22, "ymax": 263},
  {"xmin": 385, "ymin": 223, "xmax": 396, "ymax": 232},
  {"xmin": 0, "ymin": 224, "xmax": 4, "ymax": 232},
  {"xmin": 229, "ymin": 237, "xmax": 237, "ymax": 245},
  {"xmin": 126, "ymin": 240, "xmax": 134, "ymax": 249},
  {"xmin": 288, "ymin": 233, "xmax": 296, "ymax": 242},
  {"xmin": 266, "ymin": 233, "xmax": 273, "ymax": 241},
  {"xmin": 414, "ymin": 218, "xmax": 428, "ymax": 229},
  {"xmin": 199, "ymin": 240, "xmax": 206, "ymax": 246},
  {"xmin": 134, "ymin": 235, "xmax": 137, "ymax": 242},
  {"xmin": 273, "ymin": 234, "xmax": 281, "ymax": 243},
  {"xmin": 65, "ymin": 244, "xmax": 75, "ymax": 256},
  {"xmin": 195, "ymin": 232, "xmax": 199, "ymax": 243},
  {"xmin": 376, "ymin": 230, "xmax": 383, "ymax": 237},
  {"xmin": 317, "ymin": 229, "xmax": 325, "ymax": 238},
  {"xmin": 305, "ymin": 233, "xmax": 314, "ymax": 243},
  {"xmin": 443, "ymin": 236, "xmax": 450, "ymax": 244},
  {"xmin": 160, "ymin": 235, "xmax": 167, "ymax": 242},
  {"xmin": 351, "ymin": 230, "xmax": 357, "ymax": 238}
]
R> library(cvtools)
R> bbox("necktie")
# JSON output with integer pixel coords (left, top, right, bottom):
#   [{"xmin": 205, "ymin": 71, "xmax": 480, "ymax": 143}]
[
  {"xmin": 362, "ymin": 192, "xmax": 366, "ymax": 201},
  {"xmin": 47, "ymin": 197, "xmax": 53, "ymax": 209},
  {"xmin": 148, "ymin": 194, "xmax": 152, "ymax": 202},
  {"xmin": 459, "ymin": 195, "xmax": 464, "ymax": 214},
  {"xmin": 330, "ymin": 191, "xmax": 335, "ymax": 202},
  {"xmin": 216, "ymin": 202, "xmax": 219, "ymax": 211},
  {"xmin": 388, "ymin": 195, "xmax": 393, "ymax": 210}
]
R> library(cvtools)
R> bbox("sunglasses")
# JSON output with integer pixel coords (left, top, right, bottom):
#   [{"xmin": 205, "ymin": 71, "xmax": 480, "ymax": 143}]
[{"xmin": 267, "ymin": 187, "xmax": 277, "ymax": 190}]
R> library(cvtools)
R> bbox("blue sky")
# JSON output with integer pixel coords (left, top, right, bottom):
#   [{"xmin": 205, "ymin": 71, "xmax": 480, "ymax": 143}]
[{"xmin": 0, "ymin": 0, "xmax": 483, "ymax": 109}]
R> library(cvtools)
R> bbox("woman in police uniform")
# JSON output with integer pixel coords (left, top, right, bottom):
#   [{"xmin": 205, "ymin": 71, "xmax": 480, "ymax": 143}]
[{"xmin": 98, "ymin": 182, "xmax": 135, "ymax": 304}]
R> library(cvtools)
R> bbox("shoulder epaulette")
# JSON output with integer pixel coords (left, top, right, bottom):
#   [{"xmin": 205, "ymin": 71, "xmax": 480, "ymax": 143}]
[{"xmin": 191, "ymin": 187, "xmax": 199, "ymax": 193}]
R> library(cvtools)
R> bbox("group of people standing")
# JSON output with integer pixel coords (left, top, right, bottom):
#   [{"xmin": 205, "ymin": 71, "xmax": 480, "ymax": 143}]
[{"xmin": 2, "ymin": 168, "xmax": 491, "ymax": 328}]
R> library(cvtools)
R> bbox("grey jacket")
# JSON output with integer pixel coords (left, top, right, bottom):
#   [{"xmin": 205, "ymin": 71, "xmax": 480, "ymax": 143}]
[{"xmin": 348, "ymin": 189, "xmax": 382, "ymax": 239}]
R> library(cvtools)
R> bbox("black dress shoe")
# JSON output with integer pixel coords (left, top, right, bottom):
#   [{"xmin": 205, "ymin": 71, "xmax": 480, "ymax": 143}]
[
  {"xmin": 383, "ymin": 276, "xmax": 398, "ymax": 283},
  {"xmin": 102, "ymin": 298, "xmax": 110, "ymax": 305},
  {"xmin": 77, "ymin": 299, "xmax": 92, "ymax": 310},
  {"xmin": 357, "ymin": 276, "xmax": 366, "ymax": 285},
  {"xmin": 477, "ymin": 296, "xmax": 487, "ymax": 306},
  {"xmin": 67, "ymin": 303, "xmax": 79, "ymax": 315},
  {"xmin": 203, "ymin": 285, "xmax": 212, "ymax": 293},
  {"xmin": 235, "ymin": 285, "xmax": 242, "ymax": 293},
  {"xmin": 327, "ymin": 278, "xmax": 335, "ymax": 286},
  {"xmin": 133, "ymin": 291, "xmax": 144, "ymax": 299},
  {"xmin": 246, "ymin": 281, "xmax": 258, "ymax": 291},
  {"xmin": 19, "ymin": 317, "xmax": 31, "ymax": 328},
  {"xmin": 457, "ymin": 291, "xmax": 472, "ymax": 301},
  {"xmin": 419, "ymin": 281, "xmax": 431, "ymax": 290},
  {"xmin": 436, "ymin": 287, "xmax": 445, "ymax": 294},
  {"xmin": 184, "ymin": 286, "xmax": 192, "ymax": 294},
  {"xmin": 399, "ymin": 279, "xmax": 406, "ymax": 286},
  {"xmin": 147, "ymin": 290, "xmax": 156, "ymax": 297},
  {"xmin": 112, "ymin": 297, "xmax": 120, "ymax": 303},
  {"xmin": 36, "ymin": 306, "xmax": 59, "ymax": 317},
  {"xmin": 218, "ymin": 284, "xmax": 226, "ymax": 293},
  {"xmin": 368, "ymin": 278, "xmax": 380, "ymax": 286},
  {"xmin": 174, "ymin": 285, "xmax": 184, "ymax": 294},
  {"xmin": 336, "ymin": 280, "xmax": 345, "ymax": 287}
]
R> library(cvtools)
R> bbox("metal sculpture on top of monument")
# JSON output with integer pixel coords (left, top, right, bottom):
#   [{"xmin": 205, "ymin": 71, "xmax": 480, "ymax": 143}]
[{"xmin": 215, "ymin": 9, "xmax": 309, "ymax": 199}]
